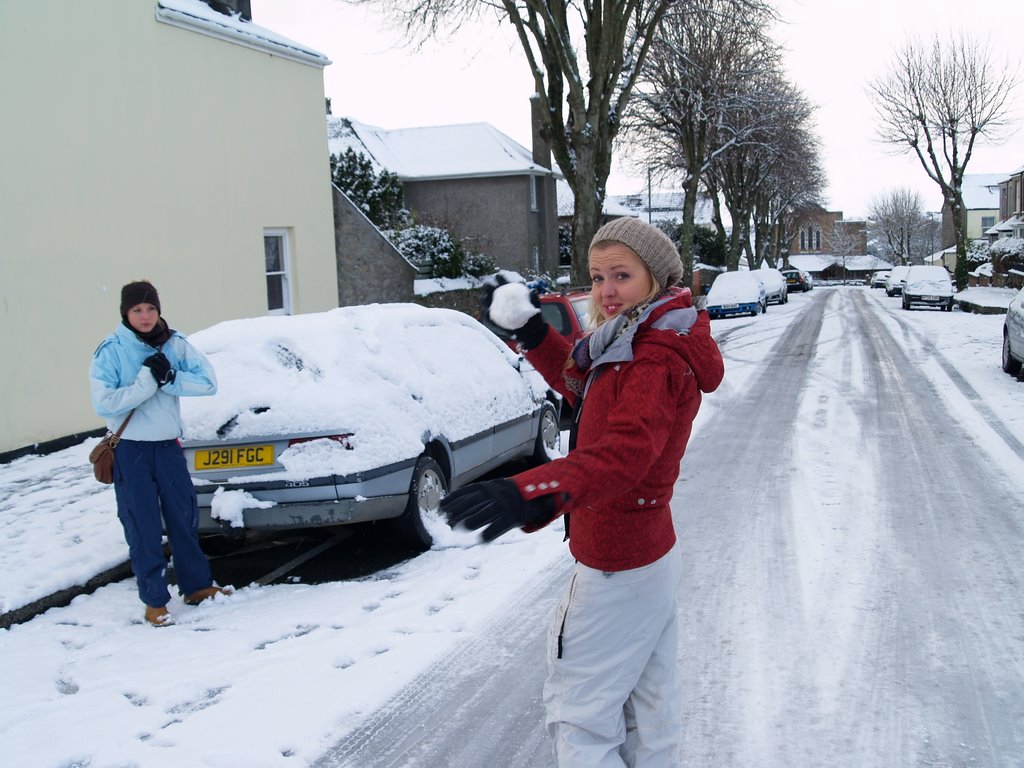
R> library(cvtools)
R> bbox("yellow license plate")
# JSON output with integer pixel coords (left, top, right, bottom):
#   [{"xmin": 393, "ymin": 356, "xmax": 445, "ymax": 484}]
[{"xmin": 194, "ymin": 445, "xmax": 275, "ymax": 470}]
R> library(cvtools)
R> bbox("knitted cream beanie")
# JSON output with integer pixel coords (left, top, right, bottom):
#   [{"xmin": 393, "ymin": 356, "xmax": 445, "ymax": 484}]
[{"xmin": 590, "ymin": 217, "xmax": 683, "ymax": 290}]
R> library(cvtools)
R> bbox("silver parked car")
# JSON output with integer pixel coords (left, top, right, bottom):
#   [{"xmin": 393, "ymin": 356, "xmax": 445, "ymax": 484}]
[
  {"xmin": 1003, "ymin": 285, "xmax": 1024, "ymax": 377},
  {"xmin": 885, "ymin": 265, "xmax": 911, "ymax": 296},
  {"xmin": 870, "ymin": 270, "xmax": 891, "ymax": 288},
  {"xmin": 756, "ymin": 268, "xmax": 788, "ymax": 305},
  {"xmin": 179, "ymin": 304, "xmax": 560, "ymax": 551}
]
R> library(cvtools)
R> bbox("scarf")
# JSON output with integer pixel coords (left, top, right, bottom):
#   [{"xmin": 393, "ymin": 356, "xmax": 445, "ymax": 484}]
[
  {"xmin": 564, "ymin": 291, "xmax": 667, "ymax": 397},
  {"xmin": 123, "ymin": 316, "xmax": 174, "ymax": 348}
]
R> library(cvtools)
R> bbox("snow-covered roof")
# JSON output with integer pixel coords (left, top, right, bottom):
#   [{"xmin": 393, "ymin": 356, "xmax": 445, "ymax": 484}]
[
  {"xmin": 156, "ymin": 0, "xmax": 329, "ymax": 67},
  {"xmin": 987, "ymin": 214, "xmax": 1024, "ymax": 235},
  {"xmin": 555, "ymin": 179, "xmax": 633, "ymax": 218},
  {"xmin": 609, "ymin": 191, "xmax": 716, "ymax": 226},
  {"xmin": 327, "ymin": 117, "xmax": 554, "ymax": 181},
  {"xmin": 960, "ymin": 174, "xmax": 1003, "ymax": 210},
  {"xmin": 789, "ymin": 254, "xmax": 893, "ymax": 273}
]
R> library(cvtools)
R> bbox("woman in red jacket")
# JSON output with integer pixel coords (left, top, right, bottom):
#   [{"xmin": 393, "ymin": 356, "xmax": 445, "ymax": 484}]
[{"xmin": 441, "ymin": 217, "xmax": 724, "ymax": 767}]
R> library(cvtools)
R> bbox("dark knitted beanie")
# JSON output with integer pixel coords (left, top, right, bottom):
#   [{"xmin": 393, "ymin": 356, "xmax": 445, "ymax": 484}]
[
  {"xmin": 590, "ymin": 217, "xmax": 684, "ymax": 289},
  {"xmin": 120, "ymin": 281, "xmax": 161, "ymax": 317}
]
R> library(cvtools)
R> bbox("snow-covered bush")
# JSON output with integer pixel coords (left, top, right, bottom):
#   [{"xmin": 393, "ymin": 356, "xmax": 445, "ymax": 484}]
[
  {"xmin": 330, "ymin": 148, "xmax": 408, "ymax": 230},
  {"xmin": 387, "ymin": 225, "xmax": 467, "ymax": 279},
  {"xmin": 990, "ymin": 237, "xmax": 1024, "ymax": 273},
  {"xmin": 966, "ymin": 239, "xmax": 990, "ymax": 266},
  {"xmin": 464, "ymin": 252, "xmax": 497, "ymax": 277}
]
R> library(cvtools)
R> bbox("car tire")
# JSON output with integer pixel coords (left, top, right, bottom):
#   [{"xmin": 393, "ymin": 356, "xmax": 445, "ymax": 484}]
[
  {"xmin": 530, "ymin": 401, "xmax": 561, "ymax": 465},
  {"xmin": 390, "ymin": 454, "xmax": 448, "ymax": 551},
  {"xmin": 1003, "ymin": 331, "xmax": 1022, "ymax": 376}
]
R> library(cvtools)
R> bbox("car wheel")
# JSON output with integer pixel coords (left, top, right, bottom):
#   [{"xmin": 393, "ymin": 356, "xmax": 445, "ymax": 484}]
[
  {"xmin": 1003, "ymin": 330, "xmax": 1023, "ymax": 376},
  {"xmin": 390, "ymin": 454, "xmax": 448, "ymax": 551},
  {"xmin": 530, "ymin": 401, "xmax": 561, "ymax": 465}
]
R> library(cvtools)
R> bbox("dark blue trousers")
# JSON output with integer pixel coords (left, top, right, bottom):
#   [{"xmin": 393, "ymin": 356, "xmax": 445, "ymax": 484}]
[{"xmin": 113, "ymin": 439, "xmax": 212, "ymax": 608}]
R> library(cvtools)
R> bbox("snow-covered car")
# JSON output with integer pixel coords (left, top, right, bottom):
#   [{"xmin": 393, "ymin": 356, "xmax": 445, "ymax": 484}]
[
  {"xmin": 179, "ymin": 304, "xmax": 560, "ymax": 550},
  {"xmin": 706, "ymin": 271, "xmax": 767, "ymax": 318},
  {"xmin": 801, "ymin": 271, "xmax": 814, "ymax": 289},
  {"xmin": 885, "ymin": 265, "xmax": 911, "ymax": 296},
  {"xmin": 901, "ymin": 265, "xmax": 955, "ymax": 311},
  {"xmin": 756, "ymin": 268, "xmax": 788, "ymax": 305},
  {"xmin": 1002, "ymin": 285, "xmax": 1024, "ymax": 377},
  {"xmin": 870, "ymin": 270, "xmax": 891, "ymax": 288}
]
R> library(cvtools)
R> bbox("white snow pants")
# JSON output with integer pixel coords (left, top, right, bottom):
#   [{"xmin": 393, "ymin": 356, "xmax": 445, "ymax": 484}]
[{"xmin": 544, "ymin": 544, "xmax": 683, "ymax": 767}]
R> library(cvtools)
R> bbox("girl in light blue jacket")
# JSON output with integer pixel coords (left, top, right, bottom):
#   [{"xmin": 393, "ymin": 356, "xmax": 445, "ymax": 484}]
[{"xmin": 89, "ymin": 281, "xmax": 229, "ymax": 626}]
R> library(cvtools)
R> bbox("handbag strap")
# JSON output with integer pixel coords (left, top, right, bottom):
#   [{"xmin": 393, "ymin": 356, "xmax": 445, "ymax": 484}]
[{"xmin": 109, "ymin": 410, "xmax": 136, "ymax": 444}]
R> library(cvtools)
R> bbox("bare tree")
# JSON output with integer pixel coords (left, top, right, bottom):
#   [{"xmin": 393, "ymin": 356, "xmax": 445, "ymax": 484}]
[
  {"xmin": 622, "ymin": 0, "xmax": 776, "ymax": 281},
  {"xmin": 710, "ymin": 73, "xmax": 817, "ymax": 271},
  {"xmin": 868, "ymin": 187, "xmax": 930, "ymax": 266},
  {"xmin": 352, "ymin": 0, "xmax": 676, "ymax": 284},
  {"xmin": 867, "ymin": 32, "xmax": 1018, "ymax": 288},
  {"xmin": 751, "ymin": 111, "xmax": 826, "ymax": 269},
  {"xmin": 829, "ymin": 223, "xmax": 862, "ymax": 285}
]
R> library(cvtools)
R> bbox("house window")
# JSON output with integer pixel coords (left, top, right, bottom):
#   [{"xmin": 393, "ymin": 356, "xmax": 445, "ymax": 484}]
[
  {"xmin": 982, "ymin": 216, "xmax": 996, "ymax": 229},
  {"xmin": 530, "ymin": 176, "xmax": 538, "ymax": 212},
  {"xmin": 264, "ymin": 229, "xmax": 291, "ymax": 315},
  {"xmin": 800, "ymin": 230, "xmax": 806, "ymax": 250},
  {"xmin": 815, "ymin": 228, "xmax": 821, "ymax": 251}
]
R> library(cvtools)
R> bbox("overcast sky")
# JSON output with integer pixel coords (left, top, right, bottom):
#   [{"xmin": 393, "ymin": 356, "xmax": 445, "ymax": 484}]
[{"xmin": 250, "ymin": 0, "xmax": 1023, "ymax": 218}]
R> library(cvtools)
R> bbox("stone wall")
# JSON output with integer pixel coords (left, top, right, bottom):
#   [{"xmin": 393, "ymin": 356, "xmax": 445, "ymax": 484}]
[{"xmin": 333, "ymin": 186, "xmax": 416, "ymax": 306}]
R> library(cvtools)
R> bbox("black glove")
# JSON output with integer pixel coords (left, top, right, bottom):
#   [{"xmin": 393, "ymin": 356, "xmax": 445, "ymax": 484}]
[
  {"xmin": 481, "ymin": 276, "xmax": 548, "ymax": 351},
  {"xmin": 143, "ymin": 352, "xmax": 175, "ymax": 386},
  {"xmin": 441, "ymin": 478, "xmax": 554, "ymax": 542}
]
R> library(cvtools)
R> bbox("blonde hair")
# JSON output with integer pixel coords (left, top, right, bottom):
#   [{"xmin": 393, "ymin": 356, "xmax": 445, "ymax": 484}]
[{"xmin": 586, "ymin": 246, "xmax": 661, "ymax": 327}]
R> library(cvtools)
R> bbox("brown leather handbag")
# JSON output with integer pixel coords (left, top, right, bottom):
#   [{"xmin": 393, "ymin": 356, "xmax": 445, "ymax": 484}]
[{"xmin": 88, "ymin": 411, "xmax": 134, "ymax": 484}]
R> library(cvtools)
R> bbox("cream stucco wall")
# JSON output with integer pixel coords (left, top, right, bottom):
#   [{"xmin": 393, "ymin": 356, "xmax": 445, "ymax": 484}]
[{"xmin": 0, "ymin": 2, "xmax": 338, "ymax": 454}]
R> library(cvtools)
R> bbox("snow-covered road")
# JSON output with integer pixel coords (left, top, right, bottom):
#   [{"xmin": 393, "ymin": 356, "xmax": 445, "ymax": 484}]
[{"xmin": 675, "ymin": 289, "xmax": 1024, "ymax": 767}]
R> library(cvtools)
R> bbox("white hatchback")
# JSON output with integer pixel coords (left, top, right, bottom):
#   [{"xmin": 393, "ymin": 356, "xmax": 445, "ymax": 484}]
[{"xmin": 901, "ymin": 265, "xmax": 955, "ymax": 311}]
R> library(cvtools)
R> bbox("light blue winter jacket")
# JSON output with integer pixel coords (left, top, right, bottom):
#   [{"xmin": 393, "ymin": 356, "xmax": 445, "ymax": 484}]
[{"xmin": 89, "ymin": 322, "xmax": 217, "ymax": 441}]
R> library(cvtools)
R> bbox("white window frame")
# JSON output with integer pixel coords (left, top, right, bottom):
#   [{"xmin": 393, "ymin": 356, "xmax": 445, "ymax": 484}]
[
  {"xmin": 530, "ymin": 175, "xmax": 539, "ymax": 212},
  {"xmin": 263, "ymin": 229, "xmax": 292, "ymax": 316}
]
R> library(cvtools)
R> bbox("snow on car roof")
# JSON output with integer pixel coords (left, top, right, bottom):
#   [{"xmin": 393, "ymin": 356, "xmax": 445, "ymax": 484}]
[
  {"xmin": 180, "ymin": 304, "xmax": 548, "ymax": 476},
  {"xmin": 708, "ymin": 271, "xmax": 762, "ymax": 303}
]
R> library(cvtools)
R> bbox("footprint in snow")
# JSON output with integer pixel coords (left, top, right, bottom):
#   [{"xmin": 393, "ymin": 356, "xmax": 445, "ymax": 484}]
[{"xmin": 254, "ymin": 624, "xmax": 318, "ymax": 650}]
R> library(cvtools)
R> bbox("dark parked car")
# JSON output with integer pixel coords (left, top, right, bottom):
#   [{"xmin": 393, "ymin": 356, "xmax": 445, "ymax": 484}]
[
  {"xmin": 781, "ymin": 269, "xmax": 810, "ymax": 292},
  {"xmin": 179, "ymin": 304, "xmax": 561, "ymax": 551},
  {"xmin": 1003, "ymin": 286, "xmax": 1024, "ymax": 377}
]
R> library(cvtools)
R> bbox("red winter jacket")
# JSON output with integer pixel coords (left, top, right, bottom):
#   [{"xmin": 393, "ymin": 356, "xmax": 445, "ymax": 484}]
[{"xmin": 513, "ymin": 293, "xmax": 724, "ymax": 571}]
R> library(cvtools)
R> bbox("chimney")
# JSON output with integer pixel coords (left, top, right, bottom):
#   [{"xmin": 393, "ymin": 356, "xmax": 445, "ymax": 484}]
[{"xmin": 530, "ymin": 94, "xmax": 551, "ymax": 170}]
